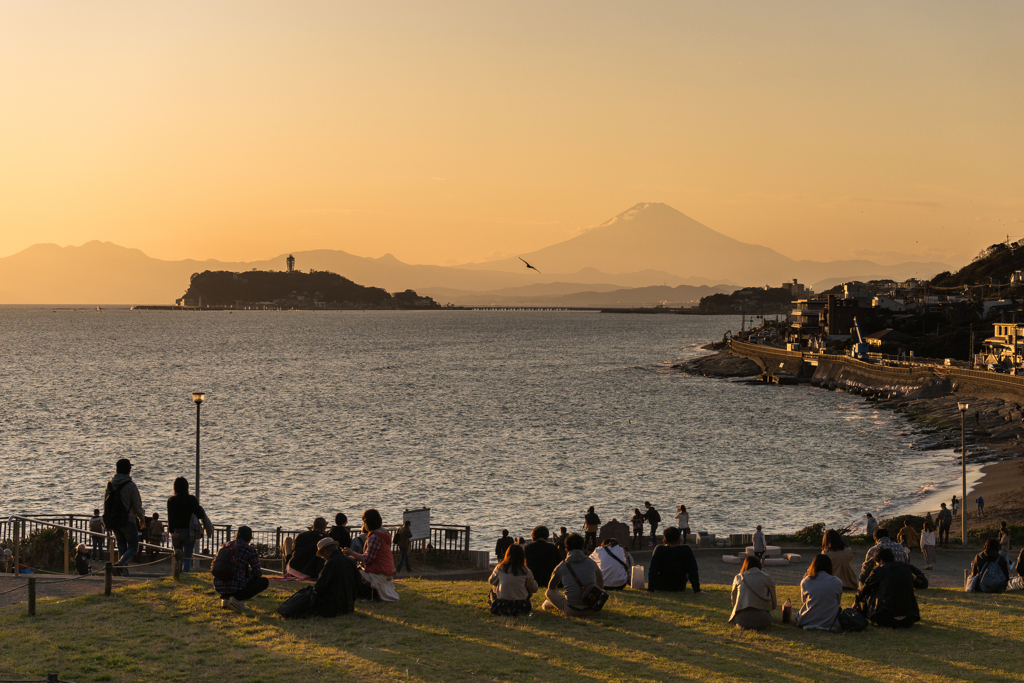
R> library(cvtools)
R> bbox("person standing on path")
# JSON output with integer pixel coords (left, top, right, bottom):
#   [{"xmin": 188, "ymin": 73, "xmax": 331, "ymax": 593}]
[
  {"xmin": 89, "ymin": 509, "xmax": 105, "ymax": 561},
  {"xmin": 583, "ymin": 507, "xmax": 601, "ymax": 553},
  {"xmin": 753, "ymin": 525, "xmax": 767, "ymax": 561},
  {"xmin": 644, "ymin": 502, "xmax": 661, "ymax": 547},
  {"xmin": 393, "ymin": 520, "xmax": 413, "ymax": 573},
  {"xmin": 919, "ymin": 521, "xmax": 937, "ymax": 570},
  {"xmin": 166, "ymin": 477, "xmax": 213, "ymax": 574},
  {"xmin": 103, "ymin": 458, "xmax": 145, "ymax": 574},
  {"xmin": 674, "ymin": 505, "xmax": 690, "ymax": 543},
  {"xmin": 936, "ymin": 504, "xmax": 952, "ymax": 547},
  {"xmin": 495, "ymin": 529, "xmax": 514, "ymax": 563}
]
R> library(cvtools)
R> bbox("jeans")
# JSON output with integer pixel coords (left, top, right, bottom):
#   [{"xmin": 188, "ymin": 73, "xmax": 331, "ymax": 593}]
[
  {"xmin": 397, "ymin": 548, "xmax": 411, "ymax": 572},
  {"xmin": 112, "ymin": 523, "xmax": 138, "ymax": 566},
  {"xmin": 938, "ymin": 523, "xmax": 950, "ymax": 545},
  {"xmin": 172, "ymin": 528, "xmax": 196, "ymax": 572},
  {"xmin": 221, "ymin": 576, "xmax": 270, "ymax": 601},
  {"xmin": 91, "ymin": 535, "xmax": 105, "ymax": 561}
]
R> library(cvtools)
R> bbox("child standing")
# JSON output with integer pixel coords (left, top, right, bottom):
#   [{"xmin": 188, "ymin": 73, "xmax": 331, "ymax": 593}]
[{"xmin": 74, "ymin": 543, "xmax": 91, "ymax": 575}]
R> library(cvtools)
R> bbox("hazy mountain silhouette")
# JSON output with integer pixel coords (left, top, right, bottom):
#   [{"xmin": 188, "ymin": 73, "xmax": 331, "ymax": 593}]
[
  {"xmin": 0, "ymin": 202, "xmax": 951, "ymax": 304},
  {"xmin": 458, "ymin": 202, "xmax": 951, "ymax": 285}
]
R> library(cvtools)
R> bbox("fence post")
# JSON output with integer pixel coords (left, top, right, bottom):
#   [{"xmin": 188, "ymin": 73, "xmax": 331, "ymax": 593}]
[
  {"xmin": 64, "ymin": 529, "xmax": 70, "ymax": 574},
  {"xmin": 104, "ymin": 562, "xmax": 112, "ymax": 596},
  {"xmin": 276, "ymin": 527, "xmax": 282, "ymax": 559},
  {"xmin": 28, "ymin": 577, "xmax": 36, "ymax": 616},
  {"xmin": 464, "ymin": 526, "xmax": 470, "ymax": 557},
  {"xmin": 12, "ymin": 519, "xmax": 19, "ymax": 575},
  {"xmin": 109, "ymin": 531, "xmax": 118, "ymax": 566}
]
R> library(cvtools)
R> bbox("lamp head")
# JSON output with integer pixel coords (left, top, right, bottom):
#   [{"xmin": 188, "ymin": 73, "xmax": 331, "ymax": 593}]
[
  {"xmin": 192, "ymin": 392, "xmax": 205, "ymax": 405},
  {"xmin": 957, "ymin": 401, "xmax": 969, "ymax": 412}
]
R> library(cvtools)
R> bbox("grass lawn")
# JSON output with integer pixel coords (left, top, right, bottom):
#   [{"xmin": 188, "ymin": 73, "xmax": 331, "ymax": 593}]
[{"xmin": 1, "ymin": 577, "xmax": 1022, "ymax": 682}]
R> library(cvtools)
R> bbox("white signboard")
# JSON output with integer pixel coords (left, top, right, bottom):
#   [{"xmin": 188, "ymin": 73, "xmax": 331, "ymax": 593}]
[{"xmin": 403, "ymin": 507, "xmax": 431, "ymax": 542}]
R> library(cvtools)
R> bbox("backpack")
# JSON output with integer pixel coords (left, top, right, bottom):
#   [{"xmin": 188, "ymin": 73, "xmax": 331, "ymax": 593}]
[
  {"xmin": 102, "ymin": 481, "xmax": 130, "ymax": 530},
  {"xmin": 89, "ymin": 516, "xmax": 104, "ymax": 534},
  {"xmin": 211, "ymin": 543, "xmax": 238, "ymax": 581},
  {"xmin": 978, "ymin": 561, "xmax": 1008, "ymax": 594},
  {"xmin": 647, "ymin": 508, "xmax": 661, "ymax": 525},
  {"xmin": 837, "ymin": 607, "xmax": 868, "ymax": 632}
]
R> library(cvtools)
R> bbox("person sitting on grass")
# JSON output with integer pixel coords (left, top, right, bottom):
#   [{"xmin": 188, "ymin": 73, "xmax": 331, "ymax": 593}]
[
  {"xmin": 287, "ymin": 517, "xmax": 328, "ymax": 580},
  {"xmin": 967, "ymin": 538, "xmax": 1010, "ymax": 594},
  {"xmin": 74, "ymin": 543, "xmax": 91, "ymax": 576},
  {"xmin": 542, "ymin": 533, "xmax": 604, "ymax": 617},
  {"xmin": 488, "ymin": 543, "xmax": 539, "ymax": 616},
  {"xmin": 859, "ymin": 528, "xmax": 908, "ymax": 586},
  {"xmin": 328, "ymin": 513, "xmax": 352, "ymax": 549},
  {"xmin": 213, "ymin": 526, "xmax": 269, "ymax": 614},
  {"xmin": 795, "ymin": 554, "xmax": 843, "ymax": 631},
  {"xmin": 524, "ymin": 526, "xmax": 563, "ymax": 589},
  {"xmin": 647, "ymin": 526, "xmax": 704, "ymax": 594},
  {"xmin": 855, "ymin": 548, "xmax": 928, "ymax": 628},
  {"xmin": 822, "ymin": 529, "xmax": 858, "ymax": 590},
  {"xmin": 589, "ymin": 539, "xmax": 633, "ymax": 590},
  {"xmin": 1010, "ymin": 547, "xmax": 1024, "ymax": 591},
  {"xmin": 343, "ymin": 509, "xmax": 399, "ymax": 602},
  {"xmin": 311, "ymin": 537, "xmax": 360, "ymax": 617},
  {"xmin": 728, "ymin": 555, "xmax": 777, "ymax": 630}
]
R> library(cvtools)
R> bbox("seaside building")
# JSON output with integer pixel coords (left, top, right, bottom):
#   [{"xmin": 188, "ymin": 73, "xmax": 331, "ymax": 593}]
[{"xmin": 978, "ymin": 322, "xmax": 1024, "ymax": 368}]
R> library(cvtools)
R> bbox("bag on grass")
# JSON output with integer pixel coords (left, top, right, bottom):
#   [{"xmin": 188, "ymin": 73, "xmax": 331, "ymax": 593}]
[
  {"xmin": 838, "ymin": 608, "xmax": 868, "ymax": 632},
  {"xmin": 277, "ymin": 586, "xmax": 315, "ymax": 619}
]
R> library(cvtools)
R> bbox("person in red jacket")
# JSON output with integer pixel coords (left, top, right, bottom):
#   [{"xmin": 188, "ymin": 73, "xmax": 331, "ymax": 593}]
[{"xmin": 343, "ymin": 509, "xmax": 399, "ymax": 602}]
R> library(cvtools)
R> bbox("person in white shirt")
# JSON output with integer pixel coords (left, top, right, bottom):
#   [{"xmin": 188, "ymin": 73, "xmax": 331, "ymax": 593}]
[
  {"xmin": 919, "ymin": 521, "xmax": 937, "ymax": 570},
  {"xmin": 674, "ymin": 505, "xmax": 690, "ymax": 542},
  {"xmin": 589, "ymin": 539, "xmax": 633, "ymax": 590}
]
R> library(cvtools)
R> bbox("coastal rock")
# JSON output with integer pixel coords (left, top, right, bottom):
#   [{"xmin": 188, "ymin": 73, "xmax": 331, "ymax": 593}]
[{"xmin": 681, "ymin": 351, "xmax": 760, "ymax": 378}]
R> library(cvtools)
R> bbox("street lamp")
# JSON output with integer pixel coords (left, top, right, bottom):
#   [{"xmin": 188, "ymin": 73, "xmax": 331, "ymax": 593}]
[
  {"xmin": 192, "ymin": 392, "xmax": 205, "ymax": 503},
  {"xmin": 958, "ymin": 401, "xmax": 969, "ymax": 547}
]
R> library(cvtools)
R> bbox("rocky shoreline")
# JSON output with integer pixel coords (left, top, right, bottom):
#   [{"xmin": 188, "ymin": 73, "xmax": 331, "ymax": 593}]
[{"xmin": 679, "ymin": 346, "xmax": 1024, "ymax": 530}]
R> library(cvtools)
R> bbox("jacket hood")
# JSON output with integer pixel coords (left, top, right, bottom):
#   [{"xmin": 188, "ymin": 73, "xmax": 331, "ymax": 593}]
[
  {"xmin": 566, "ymin": 549, "xmax": 589, "ymax": 563},
  {"xmin": 111, "ymin": 473, "xmax": 133, "ymax": 486}
]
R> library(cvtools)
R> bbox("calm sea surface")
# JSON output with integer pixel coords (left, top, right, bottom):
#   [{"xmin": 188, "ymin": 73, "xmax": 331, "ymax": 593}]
[{"xmin": 0, "ymin": 307, "xmax": 963, "ymax": 547}]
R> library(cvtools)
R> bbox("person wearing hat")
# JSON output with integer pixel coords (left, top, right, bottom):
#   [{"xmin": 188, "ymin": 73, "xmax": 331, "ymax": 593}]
[
  {"xmin": 310, "ymin": 536, "xmax": 360, "ymax": 617},
  {"xmin": 753, "ymin": 525, "xmax": 767, "ymax": 561},
  {"xmin": 103, "ymin": 458, "xmax": 145, "ymax": 574},
  {"xmin": 74, "ymin": 543, "xmax": 91, "ymax": 575},
  {"xmin": 287, "ymin": 517, "xmax": 329, "ymax": 580},
  {"xmin": 214, "ymin": 526, "xmax": 268, "ymax": 614}
]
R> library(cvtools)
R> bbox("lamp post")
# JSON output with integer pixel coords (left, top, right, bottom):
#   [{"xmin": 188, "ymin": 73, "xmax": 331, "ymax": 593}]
[
  {"xmin": 192, "ymin": 392, "xmax": 205, "ymax": 503},
  {"xmin": 958, "ymin": 401, "xmax": 969, "ymax": 547}
]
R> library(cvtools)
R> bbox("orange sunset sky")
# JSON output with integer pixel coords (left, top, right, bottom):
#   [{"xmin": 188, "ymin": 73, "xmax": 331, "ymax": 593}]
[{"xmin": 1, "ymin": 2, "xmax": 1021, "ymax": 268}]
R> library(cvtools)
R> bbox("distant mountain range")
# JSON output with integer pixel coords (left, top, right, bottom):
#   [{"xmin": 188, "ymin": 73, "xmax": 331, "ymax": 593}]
[{"xmin": 0, "ymin": 202, "xmax": 954, "ymax": 305}]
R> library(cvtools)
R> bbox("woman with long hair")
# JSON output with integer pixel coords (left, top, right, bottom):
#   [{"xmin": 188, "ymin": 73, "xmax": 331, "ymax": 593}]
[
  {"xmin": 166, "ymin": 477, "xmax": 211, "ymax": 573},
  {"xmin": 920, "ymin": 521, "xmax": 937, "ymax": 570},
  {"xmin": 630, "ymin": 508, "xmax": 645, "ymax": 550},
  {"xmin": 728, "ymin": 555, "xmax": 777, "ymax": 630},
  {"xmin": 821, "ymin": 528, "xmax": 857, "ymax": 590},
  {"xmin": 675, "ymin": 505, "xmax": 690, "ymax": 542},
  {"xmin": 796, "ymin": 554, "xmax": 843, "ymax": 631},
  {"xmin": 488, "ymin": 543, "xmax": 539, "ymax": 616}
]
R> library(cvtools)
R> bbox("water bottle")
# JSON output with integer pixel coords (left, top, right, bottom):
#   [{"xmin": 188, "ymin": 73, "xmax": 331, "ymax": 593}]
[{"xmin": 782, "ymin": 598, "xmax": 792, "ymax": 624}]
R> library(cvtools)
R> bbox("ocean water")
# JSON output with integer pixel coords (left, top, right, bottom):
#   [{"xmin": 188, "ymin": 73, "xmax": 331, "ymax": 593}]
[{"xmin": 0, "ymin": 307, "xmax": 964, "ymax": 547}]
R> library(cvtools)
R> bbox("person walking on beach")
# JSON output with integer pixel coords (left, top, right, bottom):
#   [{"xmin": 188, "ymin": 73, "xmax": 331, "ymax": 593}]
[
  {"xmin": 495, "ymin": 529, "xmax": 514, "ymax": 563},
  {"xmin": 952, "ymin": 495, "xmax": 959, "ymax": 517},
  {"xmin": 675, "ymin": 505, "xmax": 690, "ymax": 543},
  {"xmin": 102, "ymin": 458, "xmax": 145, "ymax": 574},
  {"xmin": 976, "ymin": 496, "xmax": 985, "ymax": 518},
  {"xmin": 89, "ymin": 509, "xmax": 105, "ymax": 561},
  {"xmin": 937, "ymin": 504, "xmax": 952, "ymax": 546},
  {"xmin": 393, "ymin": 520, "xmax": 413, "ymax": 574},
  {"xmin": 583, "ymin": 507, "xmax": 601, "ymax": 553},
  {"xmin": 753, "ymin": 525, "xmax": 767, "ymax": 561},
  {"xmin": 865, "ymin": 513, "xmax": 878, "ymax": 538},
  {"xmin": 644, "ymin": 502, "xmax": 661, "ymax": 547}
]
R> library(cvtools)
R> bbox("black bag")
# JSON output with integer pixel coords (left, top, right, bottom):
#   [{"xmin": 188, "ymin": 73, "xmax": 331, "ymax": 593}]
[
  {"xmin": 277, "ymin": 586, "xmax": 315, "ymax": 619},
  {"xmin": 211, "ymin": 543, "xmax": 238, "ymax": 581},
  {"xmin": 838, "ymin": 607, "xmax": 868, "ymax": 632},
  {"xmin": 102, "ymin": 481, "xmax": 130, "ymax": 530},
  {"xmin": 565, "ymin": 562, "xmax": 609, "ymax": 612}
]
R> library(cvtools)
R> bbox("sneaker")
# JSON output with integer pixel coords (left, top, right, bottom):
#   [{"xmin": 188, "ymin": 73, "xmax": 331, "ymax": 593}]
[
  {"xmin": 221, "ymin": 599, "xmax": 230, "ymax": 609},
  {"xmin": 228, "ymin": 598, "xmax": 252, "ymax": 614}
]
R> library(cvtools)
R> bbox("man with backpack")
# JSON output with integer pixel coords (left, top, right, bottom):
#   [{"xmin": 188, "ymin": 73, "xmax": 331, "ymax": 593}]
[
  {"xmin": 213, "ymin": 526, "xmax": 268, "ymax": 613},
  {"xmin": 102, "ymin": 459, "xmax": 145, "ymax": 574},
  {"xmin": 89, "ymin": 509, "xmax": 105, "ymax": 561},
  {"xmin": 644, "ymin": 502, "xmax": 661, "ymax": 547}
]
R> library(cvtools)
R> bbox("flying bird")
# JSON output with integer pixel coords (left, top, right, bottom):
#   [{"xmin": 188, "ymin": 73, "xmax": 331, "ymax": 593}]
[{"xmin": 519, "ymin": 257, "xmax": 541, "ymax": 274}]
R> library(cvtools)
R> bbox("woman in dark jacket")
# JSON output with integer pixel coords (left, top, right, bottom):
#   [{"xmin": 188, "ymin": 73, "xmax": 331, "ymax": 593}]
[
  {"xmin": 968, "ymin": 538, "xmax": 1010, "ymax": 593},
  {"xmin": 854, "ymin": 548, "xmax": 928, "ymax": 628},
  {"xmin": 166, "ymin": 477, "xmax": 210, "ymax": 572}
]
